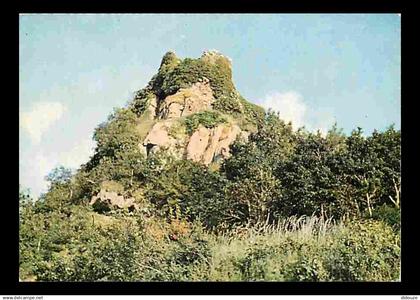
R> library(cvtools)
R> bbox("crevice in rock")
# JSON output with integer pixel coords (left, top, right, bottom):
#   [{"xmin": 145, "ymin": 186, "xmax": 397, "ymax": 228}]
[{"xmin": 145, "ymin": 143, "xmax": 156, "ymax": 156}]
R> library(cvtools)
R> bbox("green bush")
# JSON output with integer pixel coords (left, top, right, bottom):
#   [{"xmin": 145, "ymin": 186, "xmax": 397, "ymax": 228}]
[
  {"xmin": 323, "ymin": 220, "xmax": 400, "ymax": 281},
  {"xmin": 20, "ymin": 201, "xmax": 400, "ymax": 282},
  {"xmin": 206, "ymin": 217, "xmax": 400, "ymax": 282},
  {"xmin": 183, "ymin": 111, "xmax": 227, "ymax": 135},
  {"xmin": 131, "ymin": 92, "xmax": 155, "ymax": 116},
  {"xmin": 19, "ymin": 52, "xmax": 401, "ymax": 282},
  {"xmin": 239, "ymin": 96, "xmax": 266, "ymax": 127},
  {"xmin": 370, "ymin": 204, "xmax": 400, "ymax": 231},
  {"xmin": 88, "ymin": 108, "xmax": 143, "ymax": 170},
  {"xmin": 33, "ymin": 223, "xmax": 140, "ymax": 281},
  {"xmin": 139, "ymin": 220, "xmax": 213, "ymax": 281},
  {"xmin": 143, "ymin": 156, "xmax": 230, "ymax": 229},
  {"xmin": 212, "ymin": 95, "xmax": 242, "ymax": 115},
  {"xmin": 160, "ymin": 56, "xmax": 235, "ymax": 100}
]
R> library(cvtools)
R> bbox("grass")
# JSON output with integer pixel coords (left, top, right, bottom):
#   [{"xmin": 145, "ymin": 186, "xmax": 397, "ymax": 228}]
[
  {"xmin": 183, "ymin": 110, "xmax": 228, "ymax": 135},
  {"xmin": 205, "ymin": 216, "xmax": 400, "ymax": 281},
  {"xmin": 20, "ymin": 212, "xmax": 400, "ymax": 282}
]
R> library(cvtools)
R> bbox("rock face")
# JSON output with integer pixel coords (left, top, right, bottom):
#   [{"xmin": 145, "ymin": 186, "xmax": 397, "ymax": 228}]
[
  {"xmin": 158, "ymin": 79, "xmax": 214, "ymax": 119},
  {"xmin": 186, "ymin": 124, "xmax": 242, "ymax": 165},
  {"xmin": 90, "ymin": 190, "xmax": 138, "ymax": 212},
  {"xmin": 135, "ymin": 50, "xmax": 255, "ymax": 166},
  {"xmin": 143, "ymin": 121, "xmax": 178, "ymax": 155},
  {"xmin": 186, "ymin": 126, "xmax": 211, "ymax": 162}
]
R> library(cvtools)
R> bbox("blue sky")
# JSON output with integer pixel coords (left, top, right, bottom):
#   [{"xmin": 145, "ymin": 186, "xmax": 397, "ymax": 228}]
[{"xmin": 19, "ymin": 14, "xmax": 401, "ymax": 198}]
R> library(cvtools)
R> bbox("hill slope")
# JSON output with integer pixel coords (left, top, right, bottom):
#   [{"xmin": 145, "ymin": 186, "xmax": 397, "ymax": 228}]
[
  {"xmin": 19, "ymin": 50, "xmax": 401, "ymax": 282},
  {"xmin": 130, "ymin": 50, "xmax": 264, "ymax": 164}
]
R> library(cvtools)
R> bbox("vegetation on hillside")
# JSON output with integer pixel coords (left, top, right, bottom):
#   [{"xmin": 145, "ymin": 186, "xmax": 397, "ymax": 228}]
[
  {"xmin": 130, "ymin": 51, "xmax": 264, "ymax": 131},
  {"xmin": 19, "ymin": 52, "xmax": 401, "ymax": 282},
  {"xmin": 19, "ymin": 110, "xmax": 401, "ymax": 281},
  {"xmin": 183, "ymin": 111, "xmax": 228, "ymax": 135}
]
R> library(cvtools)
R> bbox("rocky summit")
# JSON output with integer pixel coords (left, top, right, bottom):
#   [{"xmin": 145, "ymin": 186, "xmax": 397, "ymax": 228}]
[
  {"xmin": 130, "ymin": 50, "xmax": 265, "ymax": 165},
  {"xmin": 81, "ymin": 50, "xmax": 266, "ymax": 212},
  {"xmin": 20, "ymin": 49, "xmax": 401, "ymax": 283}
]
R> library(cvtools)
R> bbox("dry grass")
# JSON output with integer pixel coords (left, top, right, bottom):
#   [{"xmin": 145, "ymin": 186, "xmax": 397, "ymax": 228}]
[{"xmin": 208, "ymin": 215, "xmax": 341, "ymax": 280}]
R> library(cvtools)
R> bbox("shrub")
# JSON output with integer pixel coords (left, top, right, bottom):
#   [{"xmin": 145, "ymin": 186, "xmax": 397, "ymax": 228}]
[
  {"xmin": 33, "ymin": 223, "xmax": 140, "ymax": 281},
  {"xmin": 370, "ymin": 204, "xmax": 400, "ymax": 231},
  {"xmin": 142, "ymin": 221, "xmax": 212, "ymax": 281},
  {"xmin": 207, "ymin": 217, "xmax": 400, "ymax": 281},
  {"xmin": 212, "ymin": 95, "xmax": 242, "ymax": 115},
  {"xmin": 160, "ymin": 56, "xmax": 235, "ymax": 100},
  {"xmin": 239, "ymin": 96, "xmax": 266, "ymax": 127},
  {"xmin": 131, "ymin": 92, "xmax": 156, "ymax": 116},
  {"xmin": 323, "ymin": 220, "xmax": 400, "ymax": 281},
  {"xmin": 183, "ymin": 111, "xmax": 227, "ymax": 135},
  {"xmin": 88, "ymin": 108, "xmax": 143, "ymax": 171},
  {"xmin": 143, "ymin": 156, "xmax": 230, "ymax": 229}
]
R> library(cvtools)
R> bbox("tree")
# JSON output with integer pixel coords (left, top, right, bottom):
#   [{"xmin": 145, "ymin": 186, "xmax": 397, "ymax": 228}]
[
  {"xmin": 221, "ymin": 111, "xmax": 295, "ymax": 224},
  {"xmin": 19, "ymin": 185, "xmax": 32, "ymax": 204},
  {"xmin": 39, "ymin": 166, "xmax": 77, "ymax": 210},
  {"xmin": 275, "ymin": 131, "xmax": 343, "ymax": 218},
  {"xmin": 223, "ymin": 111, "xmax": 295, "ymax": 180},
  {"xmin": 227, "ymin": 165, "xmax": 281, "ymax": 225},
  {"xmin": 367, "ymin": 126, "xmax": 401, "ymax": 208},
  {"xmin": 45, "ymin": 166, "xmax": 72, "ymax": 186},
  {"xmin": 143, "ymin": 153, "xmax": 230, "ymax": 228}
]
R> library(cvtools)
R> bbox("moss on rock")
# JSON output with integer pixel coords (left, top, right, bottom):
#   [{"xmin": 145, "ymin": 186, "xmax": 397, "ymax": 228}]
[
  {"xmin": 130, "ymin": 50, "xmax": 266, "ymax": 135},
  {"xmin": 183, "ymin": 111, "xmax": 228, "ymax": 135}
]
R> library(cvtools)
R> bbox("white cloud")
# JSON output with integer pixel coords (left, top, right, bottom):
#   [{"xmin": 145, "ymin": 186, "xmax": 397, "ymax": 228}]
[
  {"xmin": 58, "ymin": 138, "xmax": 96, "ymax": 169},
  {"xmin": 260, "ymin": 91, "xmax": 336, "ymax": 134},
  {"xmin": 19, "ymin": 138, "xmax": 96, "ymax": 199},
  {"xmin": 20, "ymin": 102, "xmax": 67, "ymax": 144},
  {"xmin": 19, "ymin": 151, "xmax": 56, "ymax": 198},
  {"xmin": 261, "ymin": 91, "xmax": 307, "ymax": 129}
]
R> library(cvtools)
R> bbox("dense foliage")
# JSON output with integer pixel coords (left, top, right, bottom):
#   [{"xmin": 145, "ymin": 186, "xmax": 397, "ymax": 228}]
[
  {"xmin": 19, "ymin": 110, "xmax": 401, "ymax": 281},
  {"xmin": 183, "ymin": 111, "xmax": 228, "ymax": 135},
  {"xmin": 19, "ymin": 52, "xmax": 400, "ymax": 282},
  {"xmin": 130, "ymin": 51, "xmax": 264, "ymax": 131},
  {"xmin": 20, "ymin": 195, "xmax": 400, "ymax": 282}
]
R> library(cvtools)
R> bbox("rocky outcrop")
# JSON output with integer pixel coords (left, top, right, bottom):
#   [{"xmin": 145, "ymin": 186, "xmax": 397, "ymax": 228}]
[
  {"xmin": 186, "ymin": 126, "xmax": 211, "ymax": 162},
  {"xmin": 141, "ymin": 121, "xmax": 246, "ymax": 165},
  {"xmin": 201, "ymin": 50, "xmax": 232, "ymax": 68},
  {"xmin": 143, "ymin": 121, "xmax": 176, "ymax": 153},
  {"xmin": 90, "ymin": 189, "xmax": 138, "ymax": 212},
  {"xmin": 212, "ymin": 124, "xmax": 242, "ymax": 161},
  {"xmin": 186, "ymin": 124, "xmax": 243, "ymax": 165},
  {"xmin": 142, "ymin": 120, "xmax": 186, "ymax": 157},
  {"xmin": 134, "ymin": 50, "xmax": 257, "ymax": 166},
  {"xmin": 158, "ymin": 79, "xmax": 214, "ymax": 119}
]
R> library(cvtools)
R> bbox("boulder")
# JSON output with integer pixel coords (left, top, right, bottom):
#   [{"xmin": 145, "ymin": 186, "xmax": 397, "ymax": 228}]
[{"xmin": 90, "ymin": 189, "xmax": 138, "ymax": 212}]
